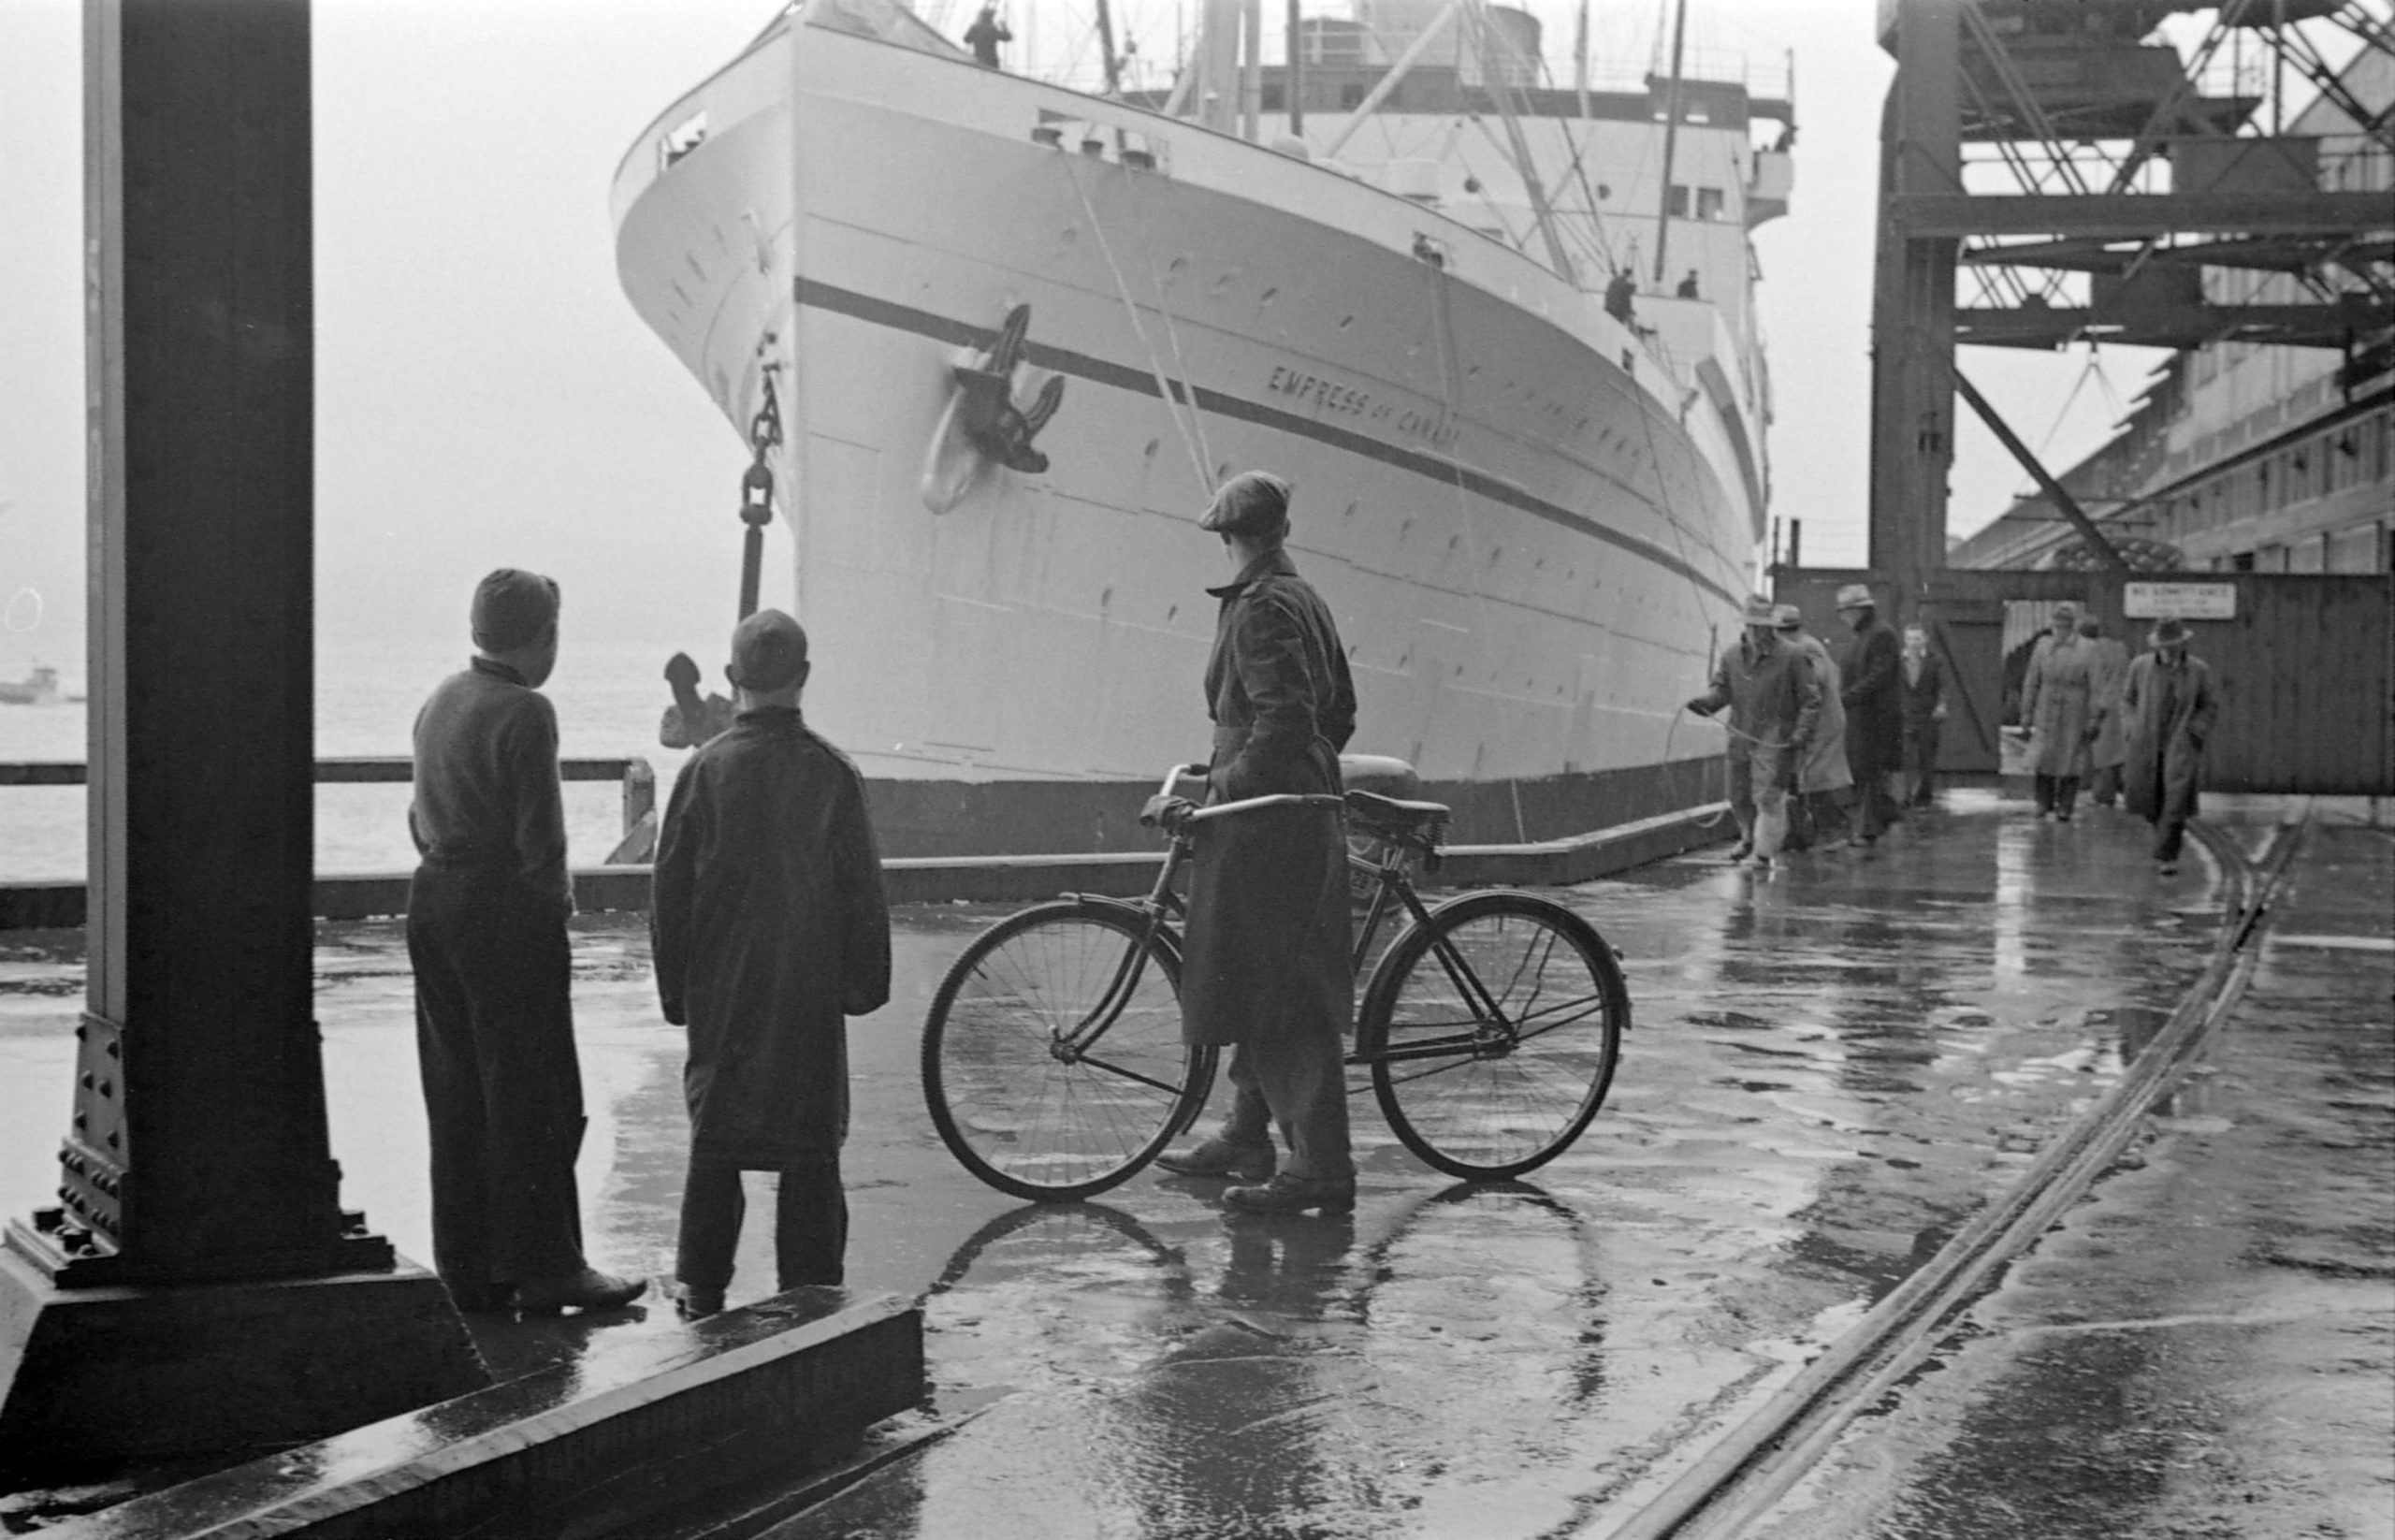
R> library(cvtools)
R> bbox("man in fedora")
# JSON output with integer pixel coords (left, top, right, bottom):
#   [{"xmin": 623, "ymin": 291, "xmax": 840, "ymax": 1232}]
[
  {"xmin": 409, "ymin": 569, "xmax": 644, "ymax": 1315},
  {"xmin": 1685, "ymin": 595, "xmax": 1821, "ymax": 872},
  {"xmin": 1833, "ymin": 583, "xmax": 1904, "ymax": 842},
  {"xmin": 651, "ymin": 609, "xmax": 893, "ymax": 1315},
  {"xmin": 1152, "ymin": 472, "xmax": 1360, "ymax": 1215},
  {"xmin": 2118, "ymin": 616, "xmax": 2218, "ymax": 876}
]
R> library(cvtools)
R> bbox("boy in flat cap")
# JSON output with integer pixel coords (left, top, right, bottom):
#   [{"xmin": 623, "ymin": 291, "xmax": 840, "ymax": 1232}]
[
  {"xmin": 409, "ymin": 569, "xmax": 643, "ymax": 1315},
  {"xmin": 1153, "ymin": 472, "xmax": 1361, "ymax": 1214},
  {"xmin": 651, "ymin": 609, "xmax": 892, "ymax": 1314}
]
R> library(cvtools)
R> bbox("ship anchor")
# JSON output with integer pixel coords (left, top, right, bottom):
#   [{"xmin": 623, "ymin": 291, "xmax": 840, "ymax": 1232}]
[{"xmin": 922, "ymin": 303, "xmax": 1065, "ymax": 513}]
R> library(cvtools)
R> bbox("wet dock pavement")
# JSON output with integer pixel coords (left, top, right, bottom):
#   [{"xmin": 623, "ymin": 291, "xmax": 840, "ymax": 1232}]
[
  {"xmin": 1759, "ymin": 810, "xmax": 2395, "ymax": 1540},
  {"xmin": 1, "ymin": 790, "xmax": 2377, "ymax": 1536}
]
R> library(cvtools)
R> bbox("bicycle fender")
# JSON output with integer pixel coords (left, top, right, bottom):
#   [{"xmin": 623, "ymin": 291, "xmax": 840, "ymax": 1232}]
[{"xmin": 1056, "ymin": 893, "xmax": 1185, "ymax": 966}]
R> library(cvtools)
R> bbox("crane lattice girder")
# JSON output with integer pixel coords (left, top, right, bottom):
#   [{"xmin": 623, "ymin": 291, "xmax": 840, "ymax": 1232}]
[
  {"xmin": 1892, "ymin": 190, "xmax": 2395, "ymax": 238},
  {"xmin": 1961, "ymin": 234, "xmax": 2395, "ymax": 274},
  {"xmin": 1955, "ymin": 299, "xmax": 2395, "ymax": 349}
]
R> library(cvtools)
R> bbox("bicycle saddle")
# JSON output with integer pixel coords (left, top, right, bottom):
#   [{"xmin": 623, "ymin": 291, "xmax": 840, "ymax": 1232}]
[
  {"xmin": 1344, "ymin": 789, "xmax": 1450, "ymax": 835},
  {"xmin": 1338, "ymin": 753, "xmax": 1419, "ymax": 800}
]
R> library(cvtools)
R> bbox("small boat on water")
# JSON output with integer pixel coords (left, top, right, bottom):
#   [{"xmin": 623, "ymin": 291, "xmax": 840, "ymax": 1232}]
[
  {"xmin": 0, "ymin": 665, "xmax": 60, "ymax": 706},
  {"xmin": 614, "ymin": 0, "xmax": 1789, "ymax": 855}
]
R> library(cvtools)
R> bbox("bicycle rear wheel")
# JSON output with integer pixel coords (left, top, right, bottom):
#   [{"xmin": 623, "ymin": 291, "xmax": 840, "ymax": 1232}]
[
  {"xmin": 923, "ymin": 899, "xmax": 1213, "ymax": 1201},
  {"xmin": 1357, "ymin": 891, "xmax": 1627, "ymax": 1179}
]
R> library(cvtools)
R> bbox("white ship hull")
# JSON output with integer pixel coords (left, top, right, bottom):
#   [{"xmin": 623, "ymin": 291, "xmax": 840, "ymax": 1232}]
[{"xmin": 614, "ymin": 3, "xmax": 1765, "ymax": 853}]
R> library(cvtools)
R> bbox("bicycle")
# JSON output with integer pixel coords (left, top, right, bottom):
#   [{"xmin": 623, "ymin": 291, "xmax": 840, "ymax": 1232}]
[{"xmin": 921, "ymin": 761, "xmax": 1631, "ymax": 1201}]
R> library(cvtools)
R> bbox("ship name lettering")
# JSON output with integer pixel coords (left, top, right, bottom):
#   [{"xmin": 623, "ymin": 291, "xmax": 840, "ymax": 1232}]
[{"xmin": 1266, "ymin": 364, "xmax": 1372, "ymax": 418}]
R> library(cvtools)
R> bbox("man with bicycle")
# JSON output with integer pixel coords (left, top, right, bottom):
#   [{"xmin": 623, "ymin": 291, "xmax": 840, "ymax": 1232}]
[{"xmin": 1148, "ymin": 472, "xmax": 1360, "ymax": 1215}]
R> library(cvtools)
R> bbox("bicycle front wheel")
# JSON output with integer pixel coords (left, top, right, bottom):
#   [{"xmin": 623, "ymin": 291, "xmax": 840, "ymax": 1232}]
[
  {"xmin": 923, "ymin": 900, "xmax": 1213, "ymax": 1201},
  {"xmin": 1358, "ymin": 892, "xmax": 1627, "ymax": 1179}
]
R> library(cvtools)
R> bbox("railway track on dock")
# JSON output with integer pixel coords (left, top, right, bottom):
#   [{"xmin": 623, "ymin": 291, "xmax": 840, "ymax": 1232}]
[{"xmin": 1594, "ymin": 809, "xmax": 2313, "ymax": 1540}]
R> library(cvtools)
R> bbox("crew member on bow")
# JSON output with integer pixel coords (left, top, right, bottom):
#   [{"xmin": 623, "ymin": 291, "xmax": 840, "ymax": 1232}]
[{"xmin": 1151, "ymin": 472, "xmax": 1360, "ymax": 1215}]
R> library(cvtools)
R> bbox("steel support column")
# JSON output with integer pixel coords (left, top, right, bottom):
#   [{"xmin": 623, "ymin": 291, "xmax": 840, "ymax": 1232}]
[
  {"xmin": 0, "ymin": 0, "xmax": 484, "ymax": 1478},
  {"xmin": 1868, "ymin": 0, "xmax": 1963, "ymax": 604}
]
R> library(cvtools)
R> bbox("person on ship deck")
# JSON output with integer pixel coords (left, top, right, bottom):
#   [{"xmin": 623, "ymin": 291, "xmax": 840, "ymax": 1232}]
[{"xmin": 964, "ymin": 5, "xmax": 1010, "ymax": 66}]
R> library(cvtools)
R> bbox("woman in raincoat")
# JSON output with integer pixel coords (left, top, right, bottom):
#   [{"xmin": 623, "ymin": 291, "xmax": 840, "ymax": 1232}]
[
  {"xmin": 2120, "ymin": 617, "xmax": 2218, "ymax": 874},
  {"xmin": 2019, "ymin": 602, "xmax": 2096, "ymax": 821},
  {"xmin": 1774, "ymin": 605, "xmax": 1851, "ymax": 851},
  {"xmin": 2077, "ymin": 616, "xmax": 2131, "ymax": 806}
]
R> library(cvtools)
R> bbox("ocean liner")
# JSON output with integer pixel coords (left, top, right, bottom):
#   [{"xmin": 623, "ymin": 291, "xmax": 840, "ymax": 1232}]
[{"xmin": 612, "ymin": 0, "xmax": 1790, "ymax": 854}]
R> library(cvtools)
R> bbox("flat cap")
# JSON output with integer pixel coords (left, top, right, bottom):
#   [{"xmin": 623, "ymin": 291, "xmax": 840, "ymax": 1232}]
[
  {"xmin": 728, "ymin": 608, "xmax": 809, "ymax": 691},
  {"xmin": 472, "ymin": 568, "xmax": 560, "ymax": 652},
  {"xmin": 1742, "ymin": 595, "xmax": 1778, "ymax": 627},
  {"xmin": 1834, "ymin": 583, "xmax": 1875, "ymax": 610},
  {"xmin": 1199, "ymin": 471, "xmax": 1291, "ymax": 536}
]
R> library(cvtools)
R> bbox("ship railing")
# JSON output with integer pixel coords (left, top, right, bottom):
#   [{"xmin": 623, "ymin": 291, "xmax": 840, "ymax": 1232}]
[{"xmin": 0, "ymin": 755, "xmax": 661, "ymax": 864}]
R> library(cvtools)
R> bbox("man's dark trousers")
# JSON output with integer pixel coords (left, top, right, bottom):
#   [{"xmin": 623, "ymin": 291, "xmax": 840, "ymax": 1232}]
[
  {"xmin": 409, "ymin": 864, "xmax": 588, "ymax": 1298},
  {"xmin": 675, "ymin": 1155, "xmax": 848, "ymax": 1292}
]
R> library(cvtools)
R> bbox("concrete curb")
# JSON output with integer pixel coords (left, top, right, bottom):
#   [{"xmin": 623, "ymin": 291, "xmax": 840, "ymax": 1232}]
[
  {"xmin": 0, "ymin": 805, "xmax": 1735, "ymax": 931},
  {"xmin": 53, "ymin": 1290, "xmax": 923, "ymax": 1540},
  {"xmin": 1439, "ymin": 802, "xmax": 1734, "ymax": 887}
]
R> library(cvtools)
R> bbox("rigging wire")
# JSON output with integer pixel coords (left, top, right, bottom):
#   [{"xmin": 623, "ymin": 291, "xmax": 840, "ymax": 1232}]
[{"xmin": 1059, "ymin": 154, "xmax": 1216, "ymax": 495}]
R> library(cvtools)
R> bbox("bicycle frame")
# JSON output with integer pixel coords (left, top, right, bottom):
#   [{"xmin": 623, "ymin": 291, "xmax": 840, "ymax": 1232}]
[{"xmin": 1050, "ymin": 763, "xmax": 1526, "ymax": 1070}]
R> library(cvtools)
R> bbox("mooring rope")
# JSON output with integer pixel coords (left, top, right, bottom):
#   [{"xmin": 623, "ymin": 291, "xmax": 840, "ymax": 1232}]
[{"xmin": 1060, "ymin": 154, "xmax": 1215, "ymax": 496}]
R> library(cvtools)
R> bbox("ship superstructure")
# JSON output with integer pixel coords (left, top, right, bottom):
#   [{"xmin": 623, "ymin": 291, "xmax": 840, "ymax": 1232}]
[{"xmin": 613, "ymin": 0, "xmax": 1791, "ymax": 852}]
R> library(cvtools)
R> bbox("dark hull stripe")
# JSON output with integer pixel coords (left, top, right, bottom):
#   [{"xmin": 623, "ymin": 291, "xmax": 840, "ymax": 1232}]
[{"xmin": 795, "ymin": 278, "xmax": 1747, "ymax": 610}]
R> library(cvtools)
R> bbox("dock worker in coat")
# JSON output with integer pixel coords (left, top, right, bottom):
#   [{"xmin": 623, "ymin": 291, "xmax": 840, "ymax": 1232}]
[
  {"xmin": 651, "ymin": 610, "xmax": 893, "ymax": 1315},
  {"xmin": 1152, "ymin": 472, "xmax": 1360, "ymax": 1215},
  {"xmin": 2020, "ymin": 602, "xmax": 2096, "ymax": 821},
  {"xmin": 1834, "ymin": 583, "xmax": 1904, "ymax": 842},
  {"xmin": 2120, "ymin": 617, "xmax": 2219, "ymax": 875},
  {"xmin": 2077, "ymin": 615, "xmax": 2131, "ymax": 807},
  {"xmin": 409, "ymin": 570, "xmax": 643, "ymax": 1316},
  {"xmin": 1774, "ymin": 604, "xmax": 1852, "ymax": 853},
  {"xmin": 1899, "ymin": 623, "xmax": 1948, "ymax": 807},
  {"xmin": 1684, "ymin": 595, "xmax": 1821, "ymax": 872}
]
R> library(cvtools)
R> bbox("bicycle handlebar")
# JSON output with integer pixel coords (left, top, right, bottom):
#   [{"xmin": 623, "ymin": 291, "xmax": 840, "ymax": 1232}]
[
  {"xmin": 1152, "ymin": 761, "xmax": 1343, "ymax": 828},
  {"xmin": 1185, "ymin": 792, "xmax": 1348, "ymax": 823},
  {"xmin": 1156, "ymin": 762, "xmax": 1210, "ymax": 797}
]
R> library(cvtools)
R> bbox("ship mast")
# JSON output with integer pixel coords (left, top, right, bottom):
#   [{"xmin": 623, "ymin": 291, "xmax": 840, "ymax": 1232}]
[
  {"xmin": 1649, "ymin": 0, "xmax": 1688, "ymax": 284},
  {"xmin": 1573, "ymin": 0, "xmax": 1590, "ymax": 119},
  {"xmin": 1469, "ymin": 2, "xmax": 1576, "ymax": 283},
  {"xmin": 1094, "ymin": 0, "xmax": 1124, "ymax": 94}
]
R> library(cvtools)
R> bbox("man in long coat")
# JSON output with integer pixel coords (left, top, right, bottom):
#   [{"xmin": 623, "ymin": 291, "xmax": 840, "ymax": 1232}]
[
  {"xmin": 409, "ymin": 569, "xmax": 642, "ymax": 1315},
  {"xmin": 1153, "ymin": 472, "xmax": 1359, "ymax": 1215},
  {"xmin": 1898, "ymin": 622, "xmax": 1948, "ymax": 807},
  {"xmin": 1834, "ymin": 584, "xmax": 1904, "ymax": 842},
  {"xmin": 2021, "ymin": 602, "xmax": 2096, "ymax": 821},
  {"xmin": 2077, "ymin": 615, "xmax": 2131, "ymax": 806},
  {"xmin": 2120, "ymin": 617, "xmax": 2219, "ymax": 875},
  {"xmin": 652, "ymin": 610, "xmax": 892, "ymax": 1314},
  {"xmin": 1775, "ymin": 604, "xmax": 1851, "ymax": 852},
  {"xmin": 1685, "ymin": 596, "xmax": 1821, "ymax": 872}
]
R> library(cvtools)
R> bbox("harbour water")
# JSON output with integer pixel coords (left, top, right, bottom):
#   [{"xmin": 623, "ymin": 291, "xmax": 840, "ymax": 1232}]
[{"xmin": 0, "ymin": 632, "xmax": 714, "ymax": 881}]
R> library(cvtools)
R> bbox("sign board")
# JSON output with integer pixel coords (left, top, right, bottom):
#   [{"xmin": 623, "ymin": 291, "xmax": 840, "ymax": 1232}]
[{"xmin": 2125, "ymin": 581, "xmax": 2237, "ymax": 620}]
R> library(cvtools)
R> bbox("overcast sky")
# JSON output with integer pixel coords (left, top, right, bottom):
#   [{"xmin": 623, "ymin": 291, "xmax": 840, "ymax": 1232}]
[{"xmin": 0, "ymin": 0, "xmax": 2153, "ymax": 680}]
